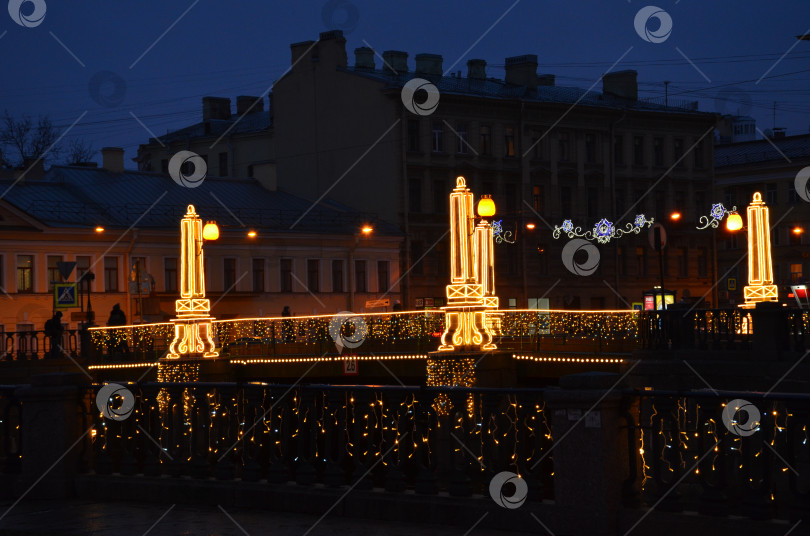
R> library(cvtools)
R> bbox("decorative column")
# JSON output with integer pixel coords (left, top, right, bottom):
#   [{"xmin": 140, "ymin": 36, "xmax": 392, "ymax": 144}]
[
  {"xmin": 438, "ymin": 177, "xmax": 498, "ymax": 352},
  {"xmin": 167, "ymin": 204, "xmax": 218, "ymax": 359},
  {"xmin": 743, "ymin": 192, "xmax": 778, "ymax": 307}
]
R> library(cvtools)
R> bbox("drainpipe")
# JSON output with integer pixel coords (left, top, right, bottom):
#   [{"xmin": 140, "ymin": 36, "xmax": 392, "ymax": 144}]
[
  {"xmin": 609, "ymin": 111, "xmax": 627, "ymax": 308},
  {"xmin": 125, "ymin": 229, "xmax": 139, "ymax": 324}
]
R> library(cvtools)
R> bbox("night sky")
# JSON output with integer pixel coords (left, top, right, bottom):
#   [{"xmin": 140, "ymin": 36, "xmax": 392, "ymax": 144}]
[{"xmin": 2, "ymin": 1, "xmax": 809, "ymax": 167}]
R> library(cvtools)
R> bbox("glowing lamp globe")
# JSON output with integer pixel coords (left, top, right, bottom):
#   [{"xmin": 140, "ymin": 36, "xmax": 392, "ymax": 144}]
[
  {"xmin": 477, "ymin": 196, "xmax": 496, "ymax": 218},
  {"xmin": 726, "ymin": 213, "xmax": 743, "ymax": 232},
  {"xmin": 202, "ymin": 221, "xmax": 220, "ymax": 240}
]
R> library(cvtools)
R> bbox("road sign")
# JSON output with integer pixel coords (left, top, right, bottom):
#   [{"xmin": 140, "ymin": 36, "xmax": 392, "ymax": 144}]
[
  {"xmin": 365, "ymin": 298, "xmax": 390, "ymax": 308},
  {"xmin": 415, "ymin": 298, "xmax": 424, "ymax": 307},
  {"xmin": 57, "ymin": 261, "xmax": 76, "ymax": 281},
  {"xmin": 728, "ymin": 278, "xmax": 737, "ymax": 291},
  {"xmin": 343, "ymin": 359, "xmax": 358, "ymax": 375},
  {"xmin": 128, "ymin": 281, "xmax": 151, "ymax": 294},
  {"xmin": 648, "ymin": 223, "xmax": 667, "ymax": 250},
  {"xmin": 54, "ymin": 283, "xmax": 78, "ymax": 308}
]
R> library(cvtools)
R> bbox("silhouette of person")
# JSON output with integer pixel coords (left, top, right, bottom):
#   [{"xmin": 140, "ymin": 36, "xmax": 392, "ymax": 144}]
[
  {"xmin": 106, "ymin": 304, "xmax": 129, "ymax": 359},
  {"xmin": 44, "ymin": 311, "xmax": 64, "ymax": 359},
  {"xmin": 281, "ymin": 305, "xmax": 293, "ymax": 342}
]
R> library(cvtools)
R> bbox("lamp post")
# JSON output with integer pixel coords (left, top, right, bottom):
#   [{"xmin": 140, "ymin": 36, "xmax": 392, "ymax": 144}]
[{"xmin": 349, "ymin": 225, "xmax": 373, "ymax": 311}]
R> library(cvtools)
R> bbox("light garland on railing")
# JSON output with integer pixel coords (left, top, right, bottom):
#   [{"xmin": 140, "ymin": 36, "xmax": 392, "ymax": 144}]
[
  {"xmin": 512, "ymin": 355, "xmax": 625, "ymax": 364},
  {"xmin": 553, "ymin": 214, "xmax": 654, "ymax": 244}
]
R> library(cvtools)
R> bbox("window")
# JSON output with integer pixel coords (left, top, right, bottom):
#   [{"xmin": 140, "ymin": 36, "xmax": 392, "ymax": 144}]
[
  {"xmin": 224, "ymin": 258, "xmax": 236, "ymax": 290},
  {"xmin": 636, "ymin": 247, "xmax": 646, "ymax": 276},
  {"xmin": 788, "ymin": 183, "xmax": 801, "ymax": 204},
  {"xmin": 409, "ymin": 179, "xmax": 422, "ymax": 213},
  {"xmin": 697, "ymin": 248, "xmax": 707, "ymax": 277},
  {"xmin": 674, "ymin": 138, "xmax": 684, "ymax": 167},
  {"xmin": 377, "ymin": 260, "xmax": 389, "ymax": 292},
  {"xmin": 457, "ymin": 124, "xmax": 469, "ymax": 154},
  {"xmin": 504, "ymin": 127, "xmax": 516, "ymax": 157},
  {"xmin": 560, "ymin": 186, "xmax": 572, "ymax": 217},
  {"xmin": 653, "ymin": 137, "xmax": 664, "ymax": 166},
  {"xmin": 662, "ymin": 248, "xmax": 669, "ymax": 277},
  {"xmin": 434, "ymin": 180, "xmax": 446, "ymax": 212},
  {"xmin": 331, "ymin": 260, "xmax": 344, "ymax": 292},
  {"xmin": 410, "ymin": 241, "xmax": 424, "ymax": 276},
  {"xmin": 104, "ymin": 257, "xmax": 118, "ymax": 292},
  {"xmin": 280, "ymin": 258, "xmax": 292, "ymax": 292},
  {"xmin": 355, "ymin": 260, "xmax": 367, "ymax": 293},
  {"xmin": 558, "ymin": 132, "xmax": 570, "ymax": 161},
  {"xmin": 0, "ymin": 254, "xmax": 3, "ymax": 294},
  {"xmin": 407, "ymin": 119, "xmax": 420, "ymax": 152},
  {"xmin": 616, "ymin": 189, "xmax": 625, "ymax": 218},
  {"xmin": 218, "ymin": 152, "xmax": 228, "ymax": 177},
  {"xmin": 675, "ymin": 191, "xmax": 686, "ymax": 213},
  {"xmin": 17, "ymin": 255, "xmax": 33, "ymax": 293},
  {"xmin": 694, "ymin": 140, "xmax": 704, "ymax": 168},
  {"xmin": 617, "ymin": 247, "xmax": 626, "ymax": 276},
  {"xmin": 587, "ymin": 187, "xmax": 598, "ymax": 218},
  {"xmin": 695, "ymin": 191, "xmax": 706, "ymax": 215},
  {"xmin": 47, "ymin": 255, "xmax": 63, "ymax": 291},
  {"xmin": 505, "ymin": 183, "xmax": 517, "ymax": 213},
  {"xmin": 164, "ymin": 258, "xmax": 178, "ymax": 292},
  {"xmin": 252, "ymin": 258, "xmax": 265, "ymax": 292},
  {"xmin": 76, "ymin": 256, "xmax": 91, "ymax": 286},
  {"xmin": 791, "ymin": 263, "xmax": 803, "ymax": 283},
  {"xmin": 614, "ymin": 136, "xmax": 624, "ymax": 166},
  {"xmin": 432, "ymin": 122, "xmax": 443, "ymax": 152},
  {"xmin": 766, "ymin": 183, "xmax": 777, "ymax": 206},
  {"xmin": 678, "ymin": 247, "xmax": 688, "ymax": 277},
  {"xmin": 532, "ymin": 185, "xmax": 543, "ymax": 211},
  {"xmin": 480, "ymin": 126, "xmax": 491, "ymax": 155},
  {"xmin": 585, "ymin": 133, "xmax": 596, "ymax": 163},
  {"xmin": 633, "ymin": 136, "xmax": 644, "ymax": 166},
  {"xmin": 790, "ymin": 226, "xmax": 802, "ymax": 245},
  {"xmin": 307, "ymin": 259, "xmax": 320, "ymax": 293}
]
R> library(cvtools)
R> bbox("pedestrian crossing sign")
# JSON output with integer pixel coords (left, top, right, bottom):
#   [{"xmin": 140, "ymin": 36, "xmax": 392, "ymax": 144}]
[{"xmin": 55, "ymin": 283, "xmax": 78, "ymax": 308}]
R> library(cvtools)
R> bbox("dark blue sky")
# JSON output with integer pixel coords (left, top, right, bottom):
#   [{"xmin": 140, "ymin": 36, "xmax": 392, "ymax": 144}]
[{"xmin": 2, "ymin": 0, "xmax": 809, "ymax": 167}]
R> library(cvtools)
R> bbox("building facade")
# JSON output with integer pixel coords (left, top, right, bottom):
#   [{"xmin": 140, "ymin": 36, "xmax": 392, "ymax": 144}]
[
  {"xmin": 0, "ymin": 153, "xmax": 401, "ymax": 336},
  {"xmin": 273, "ymin": 30, "xmax": 719, "ymax": 309}
]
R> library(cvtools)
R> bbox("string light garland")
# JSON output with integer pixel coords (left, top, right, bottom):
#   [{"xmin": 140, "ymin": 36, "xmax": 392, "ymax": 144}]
[{"xmin": 553, "ymin": 214, "xmax": 654, "ymax": 244}]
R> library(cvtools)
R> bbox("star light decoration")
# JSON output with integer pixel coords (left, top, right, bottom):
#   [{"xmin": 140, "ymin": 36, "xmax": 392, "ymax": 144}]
[
  {"xmin": 492, "ymin": 219, "xmax": 515, "ymax": 244},
  {"xmin": 553, "ymin": 214, "xmax": 654, "ymax": 244},
  {"xmin": 697, "ymin": 202, "xmax": 737, "ymax": 230}
]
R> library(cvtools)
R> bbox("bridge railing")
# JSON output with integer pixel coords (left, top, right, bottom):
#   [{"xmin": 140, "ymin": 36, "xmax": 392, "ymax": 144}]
[
  {"xmin": 84, "ymin": 309, "xmax": 641, "ymax": 363},
  {"xmin": 0, "ymin": 386, "xmax": 22, "ymax": 477},
  {"xmin": 0, "ymin": 330, "xmax": 86, "ymax": 361},
  {"xmin": 626, "ymin": 389, "xmax": 810, "ymax": 521},
  {"xmin": 85, "ymin": 382, "xmax": 554, "ymax": 497}
]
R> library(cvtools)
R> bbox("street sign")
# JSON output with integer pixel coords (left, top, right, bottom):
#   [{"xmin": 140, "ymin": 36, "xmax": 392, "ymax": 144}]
[
  {"xmin": 728, "ymin": 278, "xmax": 737, "ymax": 291},
  {"xmin": 128, "ymin": 281, "xmax": 151, "ymax": 294},
  {"xmin": 57, "ymin": 261, "xmax": 76, "ymax": 281},
  {"xmin": 54, "ymin": 283, "xmax": 78, "ymax": 308},
  {"xmin": 415, "ymin": 298, "xmax": 424, "ymax": 307},
  {"xmin": 648, "ymin": 223, "xmax": 667, "ymax": 250},
  {"xmin": 365, "ymin": 298, "xmax": 390, "ymax": 308},
  {"xmin": 343, "ymin": 359, "xmax": 358, "ymax": 375}
]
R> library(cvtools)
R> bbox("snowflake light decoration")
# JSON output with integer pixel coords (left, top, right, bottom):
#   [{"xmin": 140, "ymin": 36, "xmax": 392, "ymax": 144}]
[
  {"xmin": 553, "ymin": 214, "xmax": 654, "ymax": 244},
  {"xmin": 492, "ymin": 219, "xmax": 515, "ymax": 244},
  {"xmin": 697, "ymin": 202, "xmax": 736, "ymax": 230}
]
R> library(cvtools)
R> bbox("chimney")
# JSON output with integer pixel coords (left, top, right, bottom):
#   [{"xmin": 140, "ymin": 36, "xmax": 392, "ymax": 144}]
[
  {"xmin": 504, "ymin": 54, "xmax": 538, "ymax": 89},
  {"xmin": 538, "ymin": 74, "xmax": 555, "ymax": 86},
  {"xmin": 354, "ymin": 47, "xmax": 375, "ymax": 70},
  {"xmin": 14, "ymin": 158, "xmax": 45, "ymax": 181},
  {"xmin": 382, "ymin": 50, "xmax": 408, "ymax": 74},
  {"xmin": 236, "ymin": 96, "xmax": 264, "ymax": 116},
  {"xmin": 602, "ymin": 70, "xmax": 638, "ymax": 101},
  {"xmin": 317, "ymin": 30, "xmax": 348, "ymax": 67},
  {"xmin": 467, "ymin": 59, "xmax": 486, "ymax": 80},
  {"xmin": 291, "ymin": 39, "xmax": 316, "ymax": 65},
  {"xmin": 101, "ymin": 147, "xmax": 125, "ymax": 173},
  {"xmin": 414, "ymin": 54, "xmax": 443, "ymax": 76},
  {"xmin": 202, "ymin": 97, "xmax": 231, "ymax": 121}
]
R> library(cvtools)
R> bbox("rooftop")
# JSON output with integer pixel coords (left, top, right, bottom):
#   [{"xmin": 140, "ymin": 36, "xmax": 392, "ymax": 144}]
[
  {"xmin": 715, "ymin": 133, "xmax": 810, "ymax": 167},
  {"xmin": 0, "ymin": 165, "xmax": 396, "ymax": 235}
]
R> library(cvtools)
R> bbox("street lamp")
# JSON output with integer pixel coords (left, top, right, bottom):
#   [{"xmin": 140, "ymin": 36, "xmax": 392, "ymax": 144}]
[
  {"xmin": 726, "ymin": 213, "xmax": 743, "ymax": 232},
  {"xmin": 670, "ymin": 212, "xmax": 682, "ymax": 221}
]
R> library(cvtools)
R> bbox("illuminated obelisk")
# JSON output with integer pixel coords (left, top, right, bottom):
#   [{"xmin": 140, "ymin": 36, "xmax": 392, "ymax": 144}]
[
  {"xmin": 438, "ymin": 177, "xmax": 498, "ymax": 351},
  {"xmin": 742, "ymin": 192, "xmax": 778, "ymax": 307},
  {"xmin": 166, "ymin": 204, "xmax": 218, "ymax": 358}
]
